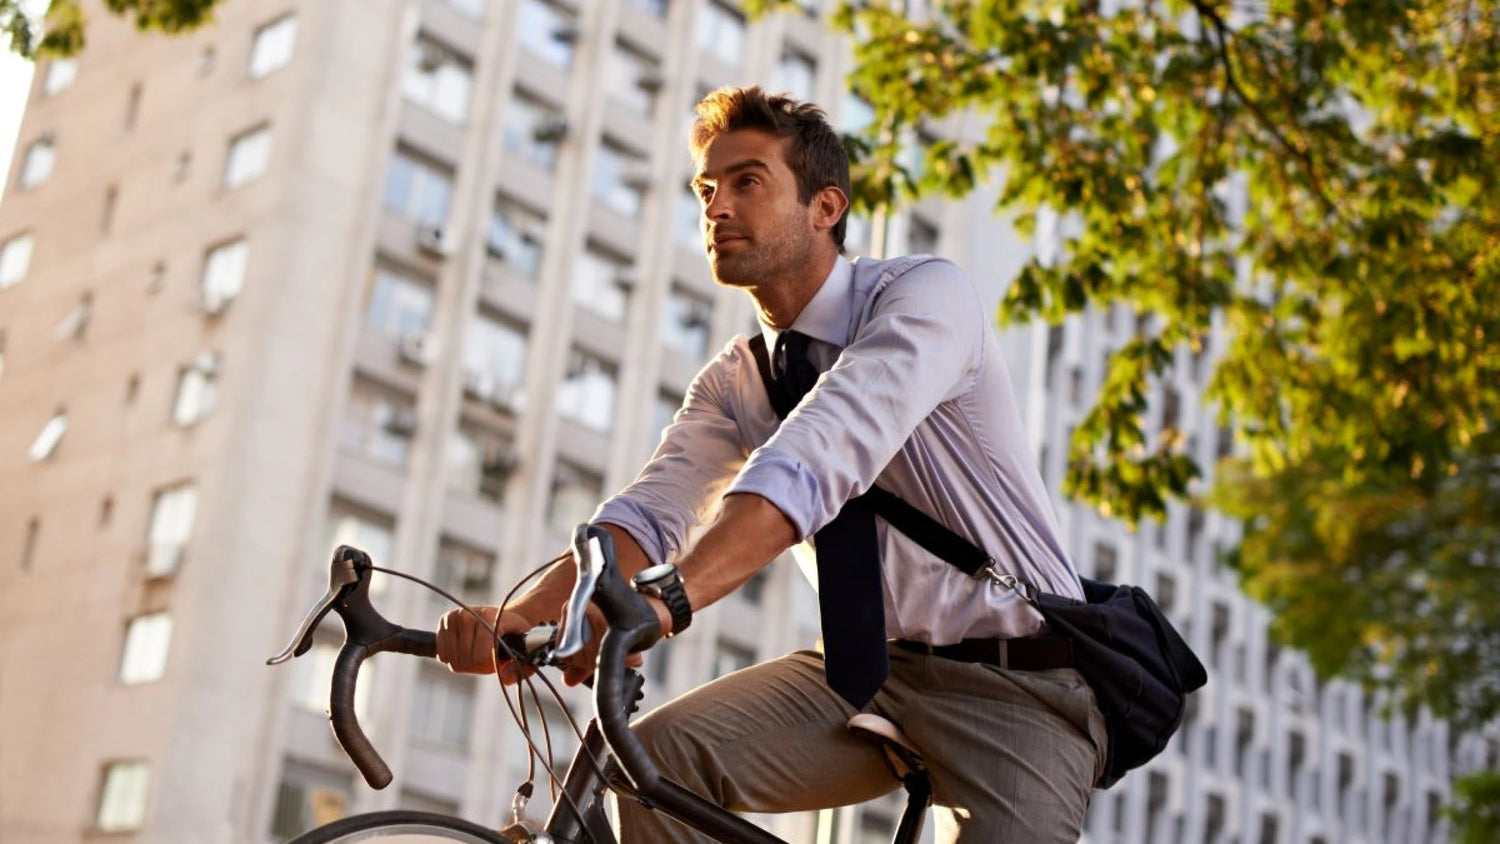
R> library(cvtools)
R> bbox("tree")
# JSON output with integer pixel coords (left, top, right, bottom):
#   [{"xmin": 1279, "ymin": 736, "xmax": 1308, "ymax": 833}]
[
  {"xmin": 3, "ymin": 0, "xmax": 219, "ymax": 59},
  {"xmin": 750, "ymin": 0, "xmax": 1499, "ymax": 823}
]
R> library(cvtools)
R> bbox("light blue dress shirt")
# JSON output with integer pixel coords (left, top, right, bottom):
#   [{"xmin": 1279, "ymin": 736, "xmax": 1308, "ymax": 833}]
[{"xmin": 595, "ymin": 255, "xmax": 1083, "ymax": 643}]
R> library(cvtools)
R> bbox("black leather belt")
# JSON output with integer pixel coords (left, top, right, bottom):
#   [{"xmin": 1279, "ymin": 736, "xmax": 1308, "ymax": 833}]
[{"xmin": 894, "ymin": 636, "xmax": 1074, "ymax": 671}]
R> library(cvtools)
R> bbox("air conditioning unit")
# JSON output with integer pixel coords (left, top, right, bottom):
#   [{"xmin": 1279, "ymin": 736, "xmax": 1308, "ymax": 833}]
[
  {"xmin": 613, "ymin": 270, "xmax": 639, "ymax": 292},
  {"xmin": 551, "ymin": 22, "xmax": 581, "ymax": 44},
  {"xmin": 384, "ymin": 408, "xmax": 419, "ymax": 436},
  {"xmin": 462, "ymin": 370, "xmax": 497, "ymax": 402},
  {"xmin": 679, "ymin": 302, "xmax": 712, "ymax": 330},
  {"xmin": 621, "ymin": 167, "xmax": 654, "ymax": 192},
  {"xmin": 397, "ymin": 332, "xmax": 436, "ymax": 368},
  {"xmin": 532, "ymin": 115, "xmax": 569, "ymax": 143},
  {"xmin": 482, "ymin": 446, "xmax": 519, "ymax": 478},
  {"xmin": 488, "ymin": 384, "xmax": 521, "ymax": 412},
  {"xmin": 636, "ymin": 69, "xmax": 666, "ymax": 93},
  {"xmin": 416, "ymin": 43, "xmax": 447, "ymax": 73},
  {"xmin": 416, "ymin": 224, "xmax": 451, "ymax": 257}
]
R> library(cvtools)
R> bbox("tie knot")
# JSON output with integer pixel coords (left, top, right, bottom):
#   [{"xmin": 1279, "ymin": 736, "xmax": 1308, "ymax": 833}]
[
  {"xmin": 773, "ymin": 330, "xmax": 819, "ymax": 406},
  {"xmin": 775, "ymin": 330, "xmax": 812, "ymax": 372}
]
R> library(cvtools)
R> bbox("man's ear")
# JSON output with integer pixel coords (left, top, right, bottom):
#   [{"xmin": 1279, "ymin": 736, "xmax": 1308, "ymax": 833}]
[{"xmin": 810, "ymin": 185, "xmax": 849, "ymax": 234}]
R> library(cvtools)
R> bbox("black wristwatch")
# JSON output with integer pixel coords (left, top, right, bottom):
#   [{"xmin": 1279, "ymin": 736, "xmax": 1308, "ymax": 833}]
[{"xmin": 631, "ymin": 563, "xmax": 692, "ymax": 637}]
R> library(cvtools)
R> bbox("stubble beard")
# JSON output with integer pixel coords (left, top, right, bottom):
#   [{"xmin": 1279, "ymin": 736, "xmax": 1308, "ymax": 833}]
[{"xmin": 707, "ymin": 218, "xmax": 816, "ymax": 291}]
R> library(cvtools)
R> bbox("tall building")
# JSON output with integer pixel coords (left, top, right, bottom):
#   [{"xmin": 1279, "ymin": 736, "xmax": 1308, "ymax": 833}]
[{"xmin": 0, "ymin": 1, "xmax": 1486, "ymax": 843}]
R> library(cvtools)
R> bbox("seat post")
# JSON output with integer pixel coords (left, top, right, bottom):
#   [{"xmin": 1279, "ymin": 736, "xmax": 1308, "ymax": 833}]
[{"xmin": 891, "ymin": 769, "xmax": 931, "ymax": 844}]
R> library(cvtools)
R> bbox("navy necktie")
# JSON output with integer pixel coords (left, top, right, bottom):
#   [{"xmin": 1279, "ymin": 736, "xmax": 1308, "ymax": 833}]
[{"xmin": 773, "ymin": 331, "xmax": 888, "ymax": 710}]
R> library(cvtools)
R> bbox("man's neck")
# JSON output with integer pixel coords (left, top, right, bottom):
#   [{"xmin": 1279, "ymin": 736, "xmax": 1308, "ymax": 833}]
[{"xmin": 751, "ymin": 249, "xmax": 838, "ymax": 330}]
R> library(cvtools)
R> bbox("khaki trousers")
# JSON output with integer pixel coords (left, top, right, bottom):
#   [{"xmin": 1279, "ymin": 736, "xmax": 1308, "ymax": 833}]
[{"xmin": 616, "ymin": 645, "xmax": 1107, "ymax": 843}]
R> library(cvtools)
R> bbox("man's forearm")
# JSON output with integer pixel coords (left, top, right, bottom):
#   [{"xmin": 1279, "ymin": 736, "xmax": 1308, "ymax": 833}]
[{"xmin": 675, "ymin": 492, "xmax": 798, "ymax": 615}]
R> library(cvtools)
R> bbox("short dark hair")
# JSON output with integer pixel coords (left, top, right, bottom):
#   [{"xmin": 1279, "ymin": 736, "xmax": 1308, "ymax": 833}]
[{"xmin": 689, "ymin": 86, "xmax": 850, "ymax": 248}]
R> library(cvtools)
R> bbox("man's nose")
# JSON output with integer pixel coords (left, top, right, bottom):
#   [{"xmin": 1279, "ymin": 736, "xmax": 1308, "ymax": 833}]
[{"xmin": 704, "ymin": 192, "xmax": 732, "ymax": 220}]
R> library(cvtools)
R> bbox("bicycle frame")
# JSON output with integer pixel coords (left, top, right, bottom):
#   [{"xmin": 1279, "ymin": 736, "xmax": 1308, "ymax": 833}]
[{"xmin": 269, "ymin": 527, "xmax": 929, "ymax": 844}]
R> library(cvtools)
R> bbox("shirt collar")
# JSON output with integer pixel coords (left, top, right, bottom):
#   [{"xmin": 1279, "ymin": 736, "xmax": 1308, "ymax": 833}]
[{"xmin": 757, "ymin": 255, "xmax": 854, "ymax": 351}]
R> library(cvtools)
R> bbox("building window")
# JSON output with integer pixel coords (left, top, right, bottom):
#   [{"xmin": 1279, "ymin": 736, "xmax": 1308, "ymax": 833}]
[
  {"xmin": 269, "ymin": 759, "xmax": 352, "ymax": 840},
  {"xmin": 774, "ymin": 51, "xmax": 816, "ymax": 101},
  {"xmin": 697, "ymin": 2, "xmax": 746, "ymax": 66},
  {"xmin": 842, "ymin": 92, "xmax": 875, "ymax": 135},
  {"xmin": 146, "ymin": 482, "xmax": 198, "ymax": 576},
  {"xmin": 287, "ymin": 638, "xmax": 372, "ymax": 718},
  {"xmin": 907, "ymin": 214, "xmax": 939, "ymax": 255},
  {"xmin": 0, "ymin": 232, "xmax": 35, "ymax": 288},
  {"xmin": 410, "ymin": 662, "xmax": 477, "ymax": 746},
  {"xmin": 28, "ymin": 409, "xmax": 67, "ymax": 461},
  {"xmin": 119, "ymin": 612, "xmax": 173, "ymax": 684},
  {"xmin": 249, "ymin": 15, "xmax": 297, "ymax": 79},
  {"xmin": 52, "ymin": 292, "xmax": 92, "ymax": 342},
  {"xmin": 383, "ymin": 148, "xmax": 453, "ymax": 228},
  {"xmin": 461, "ymin": 313, "xmax": 528, "ymax": 409},
  {"xmin": 517, "ymin": 0, "xmax": 578, "ymax": 68},
  {"xmin": 19, "ymin": 136, "xmax": 55, "ymax": 189},
  {"xmin": 432, "ymin": 540, "xmax": 494, "ymax": 608},
  {"xmin": 443, "ymin": 0, "xmax": 485, "ymax": 16},
  {"xmin": 95, "ymin": 760, "xmax": 150, "ymax": 832},
  {"xmin": 572, "ymin": 246, "xmax": 632, "ymax": 322},
  {"xmin": 661, "ymin": 287, "xmax": 712, "ymax": 358},
  {"xmin": 649, "ymin": 390, "xmax": 682, "ymax": 452},
  {"xmin": 624, "ymin": 0, "xmax": 668, "ymax": 15},
  {"xmin": 401, "ymin": 36, "xmax": 473, "ymax": 123},
  {"xmin": 19, "ymin": 517, "xmax": 39, "ymax": 570},
  {"xmin": 591, "ymin": 140, "xmax": 648, "ymax": 217},
  {"xmin": 1092, "ymin": 540, "xmax": 1118, "ymax": 582},
  {"xmin": 339, "ymin": 378, "xmax": 417, "ymax": 468},
  {"xmin": 548, "ymin": 461, "xmax": 602, "ymax": 537},
  {"xmin": 555, "ymin": 350, "xmax": 619, "ymax": 433},
  {"xmin": 172, "ymin": 352, "xmax": 220, "ymax": 427},
  {"xmin": 123, "ymin": 82, "xmax": 142, "ymax": 130},
  {"xmin": 43, "ymin": 58, "xmax": 77, "ymax": 95},
  {"xmin": 446, "ymin": 426, "xmax": 513, "ymax": 502},
  {"xmin": 607, "ymin": 41, "xmax": 661, "ymax": 116},
  {"xmin": 365, "ymin": 267, "xmax": 434, "ymax": 338},
  {"xmin": 224, "ymin": 124, "xmax": 272, "ymax": 188},
  {"xmin": 712, "ymin": 639, "xmax": 755, "ymax": 679},
  {"xmin": 200, "ymin": 238, "xmax": 249, "ymax": 312},
  {"xmin": 674, "ymin": 183, "xmax": 703, "ymax": 248},
  {"xmin": 486, "ymin": 198, "xmax": 545, "ymax": 277},
  {"xmin": 324, "ymin": 506, "xmax": 394, "ymax": 594},
  {"xmin": 502, "ymin": 93, "xmax": 566, "ymax": 170}
]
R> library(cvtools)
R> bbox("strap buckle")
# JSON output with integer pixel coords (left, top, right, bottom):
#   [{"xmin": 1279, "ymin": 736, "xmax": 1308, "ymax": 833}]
[{"xmin": 976, "ymin": 561, "xmax": 1036, "ymax": 601}]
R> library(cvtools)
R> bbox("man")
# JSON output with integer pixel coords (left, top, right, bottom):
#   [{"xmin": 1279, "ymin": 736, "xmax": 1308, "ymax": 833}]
[{"xmin": 437, "ymin": 86, "xmax": 1105, "ymax": 842}]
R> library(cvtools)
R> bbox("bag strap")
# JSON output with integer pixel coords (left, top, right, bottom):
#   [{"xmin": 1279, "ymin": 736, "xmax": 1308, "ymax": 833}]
[{"xmin": 748, "ymin": 333, "xmax": 997, "ymax": 582}]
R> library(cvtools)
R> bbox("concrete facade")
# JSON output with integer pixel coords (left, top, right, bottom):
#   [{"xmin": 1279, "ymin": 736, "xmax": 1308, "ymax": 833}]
[{"xmin": 0, "ymin": 1, "xmax": 1489, "ymax": 842}]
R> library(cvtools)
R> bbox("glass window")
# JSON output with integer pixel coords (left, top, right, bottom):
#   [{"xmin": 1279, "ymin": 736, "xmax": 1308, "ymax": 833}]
[
  {"xmin": 29, "ymin": 410, "xmax": 67, "ymax": 461},
  {"xmin": 431, "ymin": 541, "xmax": 495, "ymax": 608},
  {"xmin": 446, "ymin": 425, "xmax": 512, "ymax": 502},
  {"xmin": 324, "ymin": 507, "xmax": 394, "ymax": 595},
  {"xmin": 649, "ymin": 390, "xmax": 682, "ymax": 452},
  {"xmin": 624, "ymin": 0, "xmax": 668, "ymax": 14},
  {"xmin": 0, "ymin": 232, "xmax": 35, "ymax": 288},
  {"xmin": 841, "ymin": 93, "xmax": 875, "ymax": 135},
  {"xmin": 697, "ymin": 2, "xmax": 746, "ymax": 66},
  {"xmin": 906, "ymin": 214, "xmax": 939, "ymax": 255},
  {"xmin": 287, "ymin": 638, "xmax": 372, "ymax": 718},
  {"xmin": 461, "ymin": 314, "xmax": 528, "ymax": 407},
  {"xmin": 383, "ymin": 148, "xmax": 453, "ymax": 227},
  {"xmin": 96, "ymin": 761, "xmax": 150, "ymax": 832},
  {"xmin": 774, "ymin": 51, "xmax": 816, "ymax": 102},
  {"xmin": 711, "ymin": 639, "xmax": 754, "ymax": 678},
  {"xmin": 606, "ymin": 41, "xmax": 661, "ymax": 116},
  {"xmin": 401, "ymin": 36, "xmax": 473, "ymax": 124},
  {"xmin": 52, "ymin": 292, "xmax": 92, "ymax": 342},
  {"xmin": 517, "ymin": 0, "xmax": 577, "ymax": 68},
  {"xmin": 249, "ymin": 15, "xmax": 297, "ymax": 79},
  {"xmin": 591, "ymin": 141, "xmax": 648, "ymax": 217},
  {"xmin": 172, "ymin": 355, "xmax": 220, "ymax": 427},
  {"xmin": 269, "ymin": 759, "xmax": 352, "ymax": 840},
  {"xmin": 119, "ymin": 612, "xmax": 173, "ymax": 684},
  {"xmin": 365, "ymin": 267, "xmax": 434, "ymax": 337},
  {"xmin": 502, "ymin": 93, "xmax": 565, "ymax": 169},
  {"xmin": 444, "ymin": 0, "xmax": 485, "ymax": 16},
  {"xmin": 572, "ymin": 246, "xmax": 631, "ymax": 322},
  {"xmin": 410, "ymin": 663, "xmax": 477, "ymax": 745},
  {"xmin": 486, "ymin": 198, "xmax": 545, "ymax": 277},
  {"xmin": 339, "ymin": 378, "xmax": 417, "ymax": 468},
  {"xmin": 223, "ymin": 125, "xmax": 272, "ymax": 188},
  {"xmin": 19, "ymin": 137, "xmax": 55, "ymax": 188},
  {"xmin": 548, "ymin": 461, "xmax": 602, "ymax": 537},
  {"xmin": 661, "ymin": 287, "xmax": 712, "ymax": 358},
  {"xmin": 146, "ymin": 482, "xmax": 198, "ymax": 576},
  {"xmin": 201, "ymin": 238, "xmax": 249, "ymax": 311},
  {"xmin": 555, "ymin": 350, "xmax": 618, "ymax": 433},
  {"xmin": 43, "ymin": 58, "xmax": 77, "ymax": 95},
  {"xmin": 674, "ymin": 183, "xmax": 703, "ymax": 248}
]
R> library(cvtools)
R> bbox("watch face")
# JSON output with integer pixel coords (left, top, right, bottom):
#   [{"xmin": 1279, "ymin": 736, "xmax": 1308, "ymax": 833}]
[{"xmin": 633, "ymin": 563, "xmax": 676, "ymax": 587}]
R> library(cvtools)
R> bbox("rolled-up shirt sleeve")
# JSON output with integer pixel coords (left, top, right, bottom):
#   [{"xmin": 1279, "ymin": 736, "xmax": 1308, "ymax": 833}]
[
  {"xmin": 593, "ymin": 341, "xmax": 751, "ymax": 565},
  {"xmin": 727, "ymin": 260, "xmax": 983, "ymax": 540}
]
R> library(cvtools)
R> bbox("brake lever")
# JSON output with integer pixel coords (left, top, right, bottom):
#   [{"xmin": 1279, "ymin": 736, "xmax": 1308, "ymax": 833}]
[
  {"xmin": 554, "ymin": 527, "xmax": 606, "ymax": 660},
  {"xmin": 266, "ymin": 546, "xmax": 362, "ymax": 665}
]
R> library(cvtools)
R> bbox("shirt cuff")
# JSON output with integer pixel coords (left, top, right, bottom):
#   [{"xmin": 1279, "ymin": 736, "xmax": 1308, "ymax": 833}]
[
  {"xmin": 592, "ymin": 498, "xmax": 673, "ymax": 567},
  {"xmin": 725, "ymin": 446, "xmax": 824, "ymax": 542}
]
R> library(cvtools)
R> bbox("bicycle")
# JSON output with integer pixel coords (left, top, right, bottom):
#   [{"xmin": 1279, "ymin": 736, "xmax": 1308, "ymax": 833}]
[{"xmin": 267, "ymin": 524, "xmax": 933, "ymax": 843}]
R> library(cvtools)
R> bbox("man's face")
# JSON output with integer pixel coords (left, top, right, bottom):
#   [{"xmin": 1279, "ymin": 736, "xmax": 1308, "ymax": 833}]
[{"xmin": 691, "ymin": 129, "xmax": 820, "ymax": 289}]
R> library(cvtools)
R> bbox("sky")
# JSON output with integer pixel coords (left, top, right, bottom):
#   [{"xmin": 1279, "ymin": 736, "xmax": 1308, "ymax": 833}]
[{"xmin": 0, "ymin": 48, "xmax": 35, "ymax": 200}]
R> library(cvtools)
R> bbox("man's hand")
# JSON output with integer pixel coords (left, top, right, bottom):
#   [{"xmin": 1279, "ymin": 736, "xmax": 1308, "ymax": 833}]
[
  {"xmin": 436, "ymin": 605, "xmax": 534, "ymax": 683},
  {"xmin": 558, "ymin": 604, "xmax": 645, "ymax": 687}
]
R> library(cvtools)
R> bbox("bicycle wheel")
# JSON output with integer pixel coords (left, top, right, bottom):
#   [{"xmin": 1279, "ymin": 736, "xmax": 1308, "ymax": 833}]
[{"xmin": 287, "ymin": 810, "xmax": 521, "ymax": 843}]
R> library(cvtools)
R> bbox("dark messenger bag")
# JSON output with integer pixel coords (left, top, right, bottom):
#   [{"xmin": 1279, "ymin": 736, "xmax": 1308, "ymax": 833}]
[{"xmin": 749, "ymin": 334, "xmax": 1207, "ymax": 788}]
